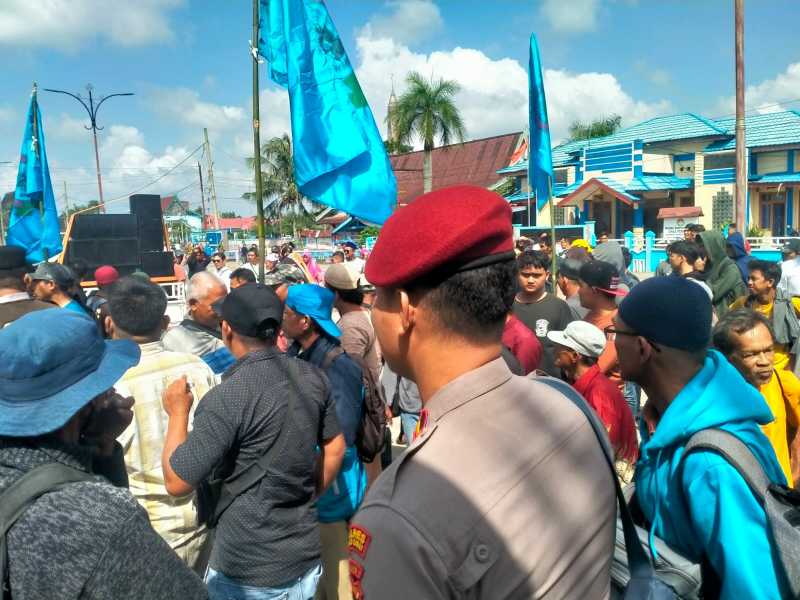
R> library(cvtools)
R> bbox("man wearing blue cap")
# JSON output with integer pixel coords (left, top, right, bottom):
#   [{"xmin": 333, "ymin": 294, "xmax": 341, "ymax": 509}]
[
  {"xmin": 612, "ymin": 276, "xmax": 788, "ymax": 599},
  {"xmin": 283, "ymin": 284, "xmax": 368, "ymax": 600},
  {"xmin": 0, "ymin": 309, "xmax": 206, "ymax": 599}
]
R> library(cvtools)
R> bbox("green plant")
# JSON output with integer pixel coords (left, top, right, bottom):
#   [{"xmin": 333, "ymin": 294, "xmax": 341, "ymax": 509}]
[
  {"xmin": 746, "ymin": 225, "xmax": 765, "ymax": 237},
  {"xmin": 358, "ymin": 225, "xmax": 381, "ymax": 246}
]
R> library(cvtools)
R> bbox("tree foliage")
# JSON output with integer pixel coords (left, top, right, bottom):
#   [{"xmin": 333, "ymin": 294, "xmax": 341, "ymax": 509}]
[
  {"xmin": 567, "ymin": 115, "xmax": 622, "ymax": 142},
  {"xmin": 393, "ymin": 72, "xmax": 466, "ymax": 151},
  {"xmin": 59, "ymin": 200, "xmax": 101, "ymax": 229}
]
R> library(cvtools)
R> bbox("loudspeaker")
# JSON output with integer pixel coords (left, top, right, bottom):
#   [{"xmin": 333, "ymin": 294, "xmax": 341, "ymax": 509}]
[
  {"xmin": 130, "ymin": 194, "xmax": 162, "ymax": 218},
  {"xmin": 71, "ymin": 214, "xmax": 139, "ymax": 239},
  {"xmin": 138, "ymin": 218, "xmax": 164, "ymax": 252},
  {"xmin": 66, "ymin": 239, "xmax": 140, "ymax": 271},
  {"xmin": 140, "ymin": 252, "xmax": 174, "ymax": 278}
]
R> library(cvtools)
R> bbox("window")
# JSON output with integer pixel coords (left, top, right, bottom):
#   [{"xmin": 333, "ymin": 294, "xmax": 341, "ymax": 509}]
[
  {"xmin": 704, "ymin": 152, "xmax": 735, "ymax": 170},
  {"xmin": 554, "ymin": 168, "xmax": 568, "ymax": 184},
  {"xmin": 712, "ymin": 189, "xmax": 734, "ymax": 230}
]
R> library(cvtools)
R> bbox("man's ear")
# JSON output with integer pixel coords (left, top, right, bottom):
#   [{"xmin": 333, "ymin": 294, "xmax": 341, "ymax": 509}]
[
  {"xmin": 160, "ymin": 315, "xmax": 170, "ymax": 332},
  {"xmin": 221, "ymin": 320, "xmax": 233, "ymax": 345},
  {"xmin": 105, "ymin": 316, "xmax": 116, "ymax": 339},
  {"xmin": 398, "ymin": 289, "xmax": 416, "ymax": 334}
]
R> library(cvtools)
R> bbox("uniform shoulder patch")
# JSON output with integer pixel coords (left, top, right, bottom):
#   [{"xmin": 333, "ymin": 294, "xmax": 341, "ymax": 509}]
[{"xmin": 348, "ymin": 524, "xmax": 372, "ymax": 557}]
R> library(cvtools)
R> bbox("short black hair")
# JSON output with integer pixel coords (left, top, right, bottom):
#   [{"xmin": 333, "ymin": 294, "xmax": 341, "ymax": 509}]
[
  {"xmin": 666, "ymin": 240, "xmax": 700, "ymax": 263},
  {"xmin": 0, "ymin": 268, "xmax": 26, "ymax": 291},
  {"xmin": 107, "ymin": 276, "xmax": 168, "ymax": 336},
  {"xmin": 247, "ymin": 248, "xmax": 258, "ymax": 256},
  {"xmin": 332, "ymin": 250, "xmax": 345, "ymax": 260},
  {"xmin": 411, "ymin": 260, "xmax": 517, "ymax": 344},
  {"xmin": 230, "ymin": 268, "xmax": 257, "ymax": 283},
  {"xmin": 748, "ymin": 259, "xmax": 781, "ymax": 286},
  {"xmin": 517, "ymin": 250, "xmax": 549, "ymax": 272},
  {"xmin": 688, "ymin": 223, "xmax": 706, "ymax": 233},
  {"xmin": 329, "ymin": 285, "xmax": 364, "ymax": 306},
  {"xmin": 621, "ymin": 246, "xmax": 633, "ymax": 269},
  {"xmin": 713, "ymin": 308, "xmax": 775, "ymax": 356},
  {"xmin": 68, "ymin": 259, "xmax": 89, "ymax": 279},
  {"xmin": 212, "ymin": 252, "xmax": 226, "ymax": 261},
  {"xmin": 539, "ymin": 234, "xmax": 552, "ymax": 247}
]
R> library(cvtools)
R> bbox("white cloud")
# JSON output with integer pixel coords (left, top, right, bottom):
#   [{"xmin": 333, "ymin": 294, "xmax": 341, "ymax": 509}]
[
  {"xmin": 539, "ymin": 0, "xmax": 599, "ymax": 33},
  {"xmin": 634, "ymin": 59, "xmax": 671, "ymax": 87},
  {"xmin": 361, "ymin": 0, "xmax": 444, "ymax": 46},
  {"xmin": 148, "ymin": 87, "xmax": 245, "ymax": 131},
  {"xmin": 354, "ymin": 31, "xmax": 670, "ymax": 145},
  {"xmin": 50, "ymin": 114, "xmax": 91, "ymax": 141},
  {"xmin": 716, "ymin": 62, "xmax": 800, "ymax": 116},
  {"xmin": 0, "ymin": 0, "xmax": 183, "ymax": 50}
]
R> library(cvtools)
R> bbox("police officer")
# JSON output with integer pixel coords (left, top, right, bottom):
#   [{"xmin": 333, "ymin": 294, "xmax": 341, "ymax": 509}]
[{"xmin": 347, "ymin": 185, "xmax": 616, "ymax": 599}]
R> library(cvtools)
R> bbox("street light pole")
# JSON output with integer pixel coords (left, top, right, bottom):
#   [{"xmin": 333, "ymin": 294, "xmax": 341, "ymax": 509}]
[{"xmin": 43, "ymin": 85, "xmax": 133, "ymax": 213}]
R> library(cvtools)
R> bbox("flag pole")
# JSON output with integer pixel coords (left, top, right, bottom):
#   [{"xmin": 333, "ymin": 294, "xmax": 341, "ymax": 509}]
[
  {"xmin": 526, "ymin": 130, "xmax": 532, "ymax": 229},
  {"xmin": 252, "ymin": 0, "xmax": 266, "ymax": 283},
  {"xmin": 31, "ymin": 83, "xmax": 49, "ymax": 261},
  {"xmin": 547, "ymin": 177, "xmax": 556, "ymax": 288}
]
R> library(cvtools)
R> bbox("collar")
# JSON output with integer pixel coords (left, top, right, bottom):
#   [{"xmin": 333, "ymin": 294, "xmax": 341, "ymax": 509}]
[
  {"xmin": 573, "ymin": 364, "xmax": 602, "ymax": 397},
  {"xmin": 138, "ymin": 340, "xmax": 166, "ymax": 356},
  {"xmin": 291, "ymin": 334, "xmax": 338, "ymax": 366},
  {"xmin": 425, "ymin": 357, "xmax": 512, "ymax": 423},
  {"xmin": 222, "ymin": 346, "xmax": 279, "ymax": 381},
  {"xmin": 0, "ymin": 291, "xmax": 31, "ymax": 304}
]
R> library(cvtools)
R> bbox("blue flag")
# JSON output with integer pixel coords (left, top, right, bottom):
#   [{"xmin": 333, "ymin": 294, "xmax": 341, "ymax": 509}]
[
  {"xmin": 8, "ymin": 87, "xmax": 62, "ymax": 263},
  {"xmin": 258, "ymin": 0, "xmax": 396, "ymax": 224},
  {"xmin": 528, "ymin": 34, "xmax": 554, "ymax": 211}
]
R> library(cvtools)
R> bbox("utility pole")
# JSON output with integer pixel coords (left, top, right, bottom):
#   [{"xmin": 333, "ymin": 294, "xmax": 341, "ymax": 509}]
[
  {"xmin": 62, "ymin": 180, "xmax": 69, "ymax": 214},
  {"xmin": 203, "ymin": 128, "xmax": 221, "ymax": 230},
  {"xmin": 735, "ymin": 0, "xmax": 747, "ymax": 232},
  {"xmin": 197, "ymin": 162, "xmax": 207, "ymax": 230},
  {"xmin": 43, "ymin": 85, "xmax": 133, "ymax": 213},
  {"xmin": 252, "ymin": 0, "xmax": 266, "ymax": 283}
]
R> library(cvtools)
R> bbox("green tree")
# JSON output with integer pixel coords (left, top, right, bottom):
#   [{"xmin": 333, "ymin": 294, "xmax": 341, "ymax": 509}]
[
  {"xmin": 393, "ymin": 71, "xmax": 466, "ymax": 193},
  {"xmin": 220, "ymin": 210, "xmax": 239, "ymax": 218},
  {"xmin": 243, "ymin": 134, "xmax": 311, "ymax": 217},
  {"xmin": 358, "ymin": 225, "xmax": 381, "ymax": 246},
  {"xmin": 383, "ymin": 139, "xmax": 413, "ymax": 155},
  {"xmin": 567, "ymin": 115, "xmax": 622, "ymax": 142},
  {"xmin": 59, "ymin": 200, "xmax": 101, "ymax": 229}
]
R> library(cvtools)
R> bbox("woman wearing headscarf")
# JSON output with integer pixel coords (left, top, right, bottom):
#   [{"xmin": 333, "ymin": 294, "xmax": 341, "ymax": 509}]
[
  {"xmin": 697, "ymin": 230, "xmax": 747, "ymax": 317},
  {"xmin": 302, "ymin": 250, "xmax": 324, "ymax": 284},
  {"xmin": 726, "ymin": 231, "xmax": 751, "ymax": 285}
]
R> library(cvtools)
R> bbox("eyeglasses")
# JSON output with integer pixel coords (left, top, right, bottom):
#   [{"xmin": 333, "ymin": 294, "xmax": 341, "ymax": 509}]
[{"xmin": 603, "ymin": 326, "xmax": 661, "ymax": 352}]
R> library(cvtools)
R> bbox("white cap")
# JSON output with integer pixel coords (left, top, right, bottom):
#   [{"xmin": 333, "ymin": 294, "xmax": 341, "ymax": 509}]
[
  {"xmin": 266, "ymin": 253, "xmax": 280, "ymax": 262},
  {"xmin": 547, "ymin": 321, "xmax": 607, "ymax": 358}
]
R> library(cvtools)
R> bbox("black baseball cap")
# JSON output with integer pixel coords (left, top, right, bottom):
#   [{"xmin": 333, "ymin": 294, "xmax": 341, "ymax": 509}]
[
  {"xmin": 782, "ymin": 239, "xmax": 800, "ymax": 254},
  {"xmin": 212, "ymin": 283, "xmax": 283, "ymax": 337},
  {"xmin": 579, "ymin": 260, "xmax": 626, "ymax": 297},
  {"xmin": 557, "ymin": 257, "xmax": 585, "ymax": 281}
]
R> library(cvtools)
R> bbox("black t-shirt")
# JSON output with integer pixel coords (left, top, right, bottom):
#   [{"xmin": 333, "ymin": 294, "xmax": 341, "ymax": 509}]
[
  {"xmin": 512, "ymin": 293, "xmax": 574, "ymax": 376},
  {"xmin": 170, "ymin": 347, "xmax": 341, "ymax": 587}
]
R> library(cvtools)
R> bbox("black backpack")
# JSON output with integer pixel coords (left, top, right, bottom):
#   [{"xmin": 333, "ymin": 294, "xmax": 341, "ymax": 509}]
[
  {"xmin": 323, "ymin": 347, "xmax": 388, "ymax": 463},
  {"xmin": 1, "ymin": 464, "xmax": 93, "ymax": 599}
]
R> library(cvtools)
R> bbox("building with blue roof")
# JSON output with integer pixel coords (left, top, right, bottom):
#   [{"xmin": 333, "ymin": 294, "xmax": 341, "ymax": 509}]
[{"xmin": 498, "ymin": 110, "xmax": 800, "ymax": 237}]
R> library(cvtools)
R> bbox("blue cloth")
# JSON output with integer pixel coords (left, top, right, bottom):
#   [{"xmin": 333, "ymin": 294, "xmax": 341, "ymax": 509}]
[
  {"xmin": 63, "ymin": 299, "xmax": 87, "ymax": 315},
  {"xmin": 202, "ymin": 347, "xmax": 237, "ymax": 375},
  {"xmin": 206, "ymin": 563, "xmax": 322, "ymax": 600},
  {"xmin": 400, "ymin": 411, "xmax": 420, "ymax": 446},
  {"xmin": 285, "ymin": 284, "xmax": 341, "ymax": 339},
  {"xmin": 634, "ymin": 350, "xmax": 788, "ymax": 599},
  {"xmin": 258, "ymin": 0, "xmax": 396, "ymax": 224},
  {"xmin": 528, "ymin": 34, "xmax": 554, "ymax": 211},
  {"xmin": 726, "ymin": 232, "xmax": 750, "ymax": 284},
  {"xmin": 7, "ymin": 89, "xmax": 63, "ymax": 263},
  {"xmin": 290, "ymin": 335, "xmax": 366, "ymax": 522}
]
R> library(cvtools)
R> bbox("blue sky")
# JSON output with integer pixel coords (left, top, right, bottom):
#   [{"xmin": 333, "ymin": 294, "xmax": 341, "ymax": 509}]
[{"xmin": 1, "ymin": 0, "xmax": 799, "ymax": 217}]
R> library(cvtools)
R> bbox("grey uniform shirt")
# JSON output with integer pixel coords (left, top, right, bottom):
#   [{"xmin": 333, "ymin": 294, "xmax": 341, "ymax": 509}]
[{"xmin": 348, "ymin": 358, "xmax": 615, "ymax": 599}]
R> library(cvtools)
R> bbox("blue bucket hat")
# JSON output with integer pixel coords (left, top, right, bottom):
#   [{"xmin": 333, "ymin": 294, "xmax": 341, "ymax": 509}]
[
  {"xmin": 285, "ymin": 284, "xmax": 341, "ymax": 339},
  {"xmin": 0, "ymin": 309, "xmax": 141, "ymax": 436}
]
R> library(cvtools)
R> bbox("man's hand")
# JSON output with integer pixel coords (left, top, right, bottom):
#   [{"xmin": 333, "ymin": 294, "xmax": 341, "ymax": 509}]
[
  {"xmin": 163, "ymin": 376, "xmax": 193, "ymax": 418},
  {"xmin": 82, "ymin": 389, "xmax": 134, "ymax": 456}
]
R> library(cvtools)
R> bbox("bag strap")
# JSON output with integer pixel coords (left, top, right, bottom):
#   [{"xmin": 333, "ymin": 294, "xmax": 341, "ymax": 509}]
[
  {"xmin": 212, "ymin": 358, "xmax": 302, "ymax": 520},
  {"xmin": 682, "ymin": 428, "xmax": 770, "ymax": 503},
  {"xmin": 1, "ymin": 464, "xmax": 92, "ymax": 598},
  {"xmin": 322, "ymin": 346, "xmax": 345, "ymax": 371},
  {"xmin": 535, "ymin": 376, "xmax": 657, "ymax": 580}
]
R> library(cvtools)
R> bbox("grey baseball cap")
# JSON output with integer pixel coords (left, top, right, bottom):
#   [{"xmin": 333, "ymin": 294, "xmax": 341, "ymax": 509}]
[
  {"xmin": 547, "ymin": 321, "xmax": 607, "ymax": 358},
  {"xmin": 29, "ymin": 263, "xmax": 76, "ymax": 289}
]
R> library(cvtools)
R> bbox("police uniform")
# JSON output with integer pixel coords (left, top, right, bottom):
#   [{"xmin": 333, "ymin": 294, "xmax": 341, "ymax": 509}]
[{"xmin": 347, "ymin": 185, "xmax": 616, "ymax": 599}]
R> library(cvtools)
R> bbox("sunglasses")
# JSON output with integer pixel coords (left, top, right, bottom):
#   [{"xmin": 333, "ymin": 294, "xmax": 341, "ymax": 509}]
[{"xmin": 603, "ymin": 326, "xmax": 661, "ymax": 352}]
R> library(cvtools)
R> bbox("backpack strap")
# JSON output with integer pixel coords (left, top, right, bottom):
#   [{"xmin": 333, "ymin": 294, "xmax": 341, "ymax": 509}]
[
  {"xmin": 1, "ymin": 463, "xmax": 93, "ymax": 598},
  {"xmin": 535, "ymin": 376, "xmax": 658, "ymax": 582},
  {"xmin": 682, "ymin": 428, "xmax": 770, "ymax": 503},
  {"xmin": 322, "ymin": 346, "xmax": 345, "ymax": 371}
]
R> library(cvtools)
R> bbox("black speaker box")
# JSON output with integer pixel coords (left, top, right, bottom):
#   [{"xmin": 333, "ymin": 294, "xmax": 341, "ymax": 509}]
[
  {"xmin": 138, "ymin": 218, "xmax": 164, "ymax": 252},
  {"xmin": 140, "ymin": 252, "xmax": 174, "ymax": 277},
  {"xmin": 71, "ymin": 214, "xmax": 139, "ymax": 239},
  {"xmin": 66, "ymin": 239, "xmax": 141, "ymax": 272},
  {"xmin": 130, "ymin": 194, "xmax": 162, "ymax": 218}
]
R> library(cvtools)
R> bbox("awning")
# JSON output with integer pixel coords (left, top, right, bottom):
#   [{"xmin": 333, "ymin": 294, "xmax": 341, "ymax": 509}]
[
  {"xmin": 556, "ymin": 176, "xmax": 637, "ymax": 208},
  {"xmin": 657, "ymin": 206, "xmax": 703, "ymax": 219}
]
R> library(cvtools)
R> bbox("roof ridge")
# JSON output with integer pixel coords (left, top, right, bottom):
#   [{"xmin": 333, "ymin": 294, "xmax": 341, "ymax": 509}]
[{"xmin": 686, "ymin": 112, "xmax": 730, "ymax": 135}]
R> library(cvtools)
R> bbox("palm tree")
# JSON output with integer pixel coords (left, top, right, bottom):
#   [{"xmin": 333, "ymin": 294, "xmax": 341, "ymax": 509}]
[
  {"xmin": 567, "ymin": 115, "xmax": 622, "ymax": 142},
  {"xmin": 393, "ymin": 71, "xmax": 466, "ymax": 193},
  {"xmin": 242, "ymin": 133, "xmax": 307, "ymax": 217}
]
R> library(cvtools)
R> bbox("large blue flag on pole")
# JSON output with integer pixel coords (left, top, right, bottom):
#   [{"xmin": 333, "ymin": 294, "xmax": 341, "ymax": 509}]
[
  {"xmin": 7, "ymin": 85, "xmax": 62, "ymax": 262},
  {"xmin": 258, "ymin": 0, "xmax": 396, "ymax": 224},
  {"xmin": 528, "ymin": 34, "xmax": 554, "ymax": 211}
]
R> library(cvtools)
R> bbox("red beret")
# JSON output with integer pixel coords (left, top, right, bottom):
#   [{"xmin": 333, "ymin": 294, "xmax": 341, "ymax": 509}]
[
  {"xmin": 365, "ymin": 185, "xmax": 514, "ymax": 288},
  {"xmin": 94, "ymin": 265, "xmax": 119, "ymax": 286}
]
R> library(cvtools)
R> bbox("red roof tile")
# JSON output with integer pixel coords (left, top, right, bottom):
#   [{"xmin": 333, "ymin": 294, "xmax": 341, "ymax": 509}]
[
  {"xmin": 205, "ymin": 216, "xmax": 257, "ymax": 230},
  {"xmin": 657, "ymin": 207, "xmax": 704, "ymax": 219},
  {"xmin": 390, "ymin": 132, "xmax": 523, "ymax": 206}
]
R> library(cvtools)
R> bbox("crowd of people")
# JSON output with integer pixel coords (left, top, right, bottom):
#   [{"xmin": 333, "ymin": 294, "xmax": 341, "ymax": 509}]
[{"xmin": 0, "ymin": 184, "xmax": 798, "ymax": 599}]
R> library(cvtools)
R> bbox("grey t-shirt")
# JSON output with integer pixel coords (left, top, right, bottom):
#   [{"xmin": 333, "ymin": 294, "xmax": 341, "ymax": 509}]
[
  {"xmin": 513, "ymin": 293, "xmax": 574, "ymax": 377},
  {"xmin": 170, "ymin": 348, "xmax": 341, "ymax": 587}
]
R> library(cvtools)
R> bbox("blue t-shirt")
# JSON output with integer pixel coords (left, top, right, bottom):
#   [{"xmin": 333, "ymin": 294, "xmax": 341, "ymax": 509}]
[{"xmin": 63, "ymin": 300, "xmax": 88, "ymax": 315}]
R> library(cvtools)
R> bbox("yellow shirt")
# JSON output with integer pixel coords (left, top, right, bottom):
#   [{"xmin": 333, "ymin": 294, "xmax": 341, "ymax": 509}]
[
  {"xmin": 729, "ymin": 296, "xmax": 800, "ymax": 371},
  {"xmin": 759, "ymin": 370, "xmax": 800, "ymax": 487}
]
